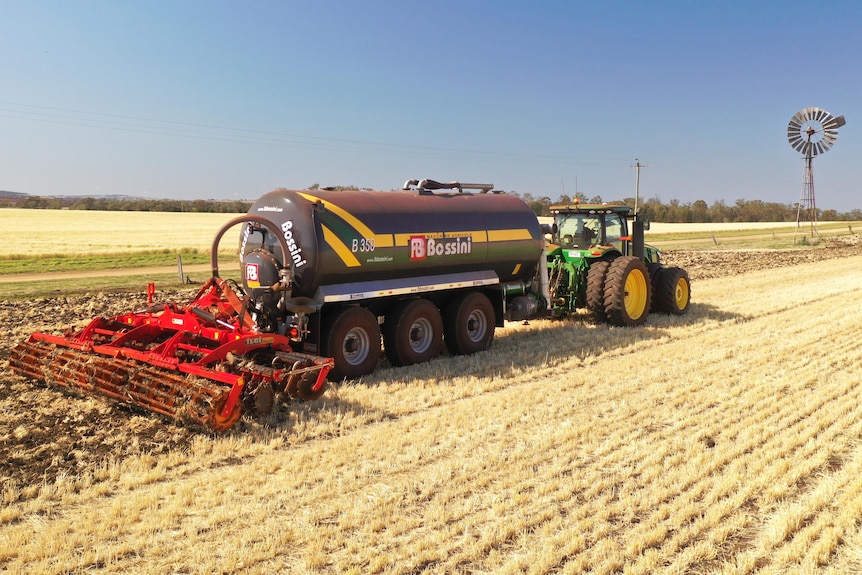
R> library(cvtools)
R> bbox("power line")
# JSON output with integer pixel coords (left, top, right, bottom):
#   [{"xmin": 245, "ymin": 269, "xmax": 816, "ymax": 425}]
[{"xmin": 0, "ymin": 100, "xmax": 629, "ymax": 166}]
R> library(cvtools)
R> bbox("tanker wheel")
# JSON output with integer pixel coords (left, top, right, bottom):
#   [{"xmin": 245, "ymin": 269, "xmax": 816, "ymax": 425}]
[
  {"xmin": 603, "ymin": 255, "xmax": 651, "ymax": 327},
  {"xmin": 383, "ymin": 298, "xmax": 443, "ymax": 367},
  {"xmin": 443, "ymin": 291, "xmax": 495, "ymax": 356},
  {"xmin": 654, "ymin": 266, "xmax": 691, "ymax": 315},
  {"xmin": 585, "ymin": 260, "xmax": 610, "ymax": 321},
  {"xmin": 323, "ymin": 306, "xmax": 381, "ymax": 380}
]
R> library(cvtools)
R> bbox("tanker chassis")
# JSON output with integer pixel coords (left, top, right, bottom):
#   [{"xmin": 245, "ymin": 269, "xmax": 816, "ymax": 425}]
[{"xmin": 237, "ymin": 179, "xmax": 549, "ymax": 380}]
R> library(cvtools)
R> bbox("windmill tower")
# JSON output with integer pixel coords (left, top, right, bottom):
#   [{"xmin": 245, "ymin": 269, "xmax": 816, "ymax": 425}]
[{"xmin": 787, "ymin": 107, "xmax": 846, "ymax": 238}]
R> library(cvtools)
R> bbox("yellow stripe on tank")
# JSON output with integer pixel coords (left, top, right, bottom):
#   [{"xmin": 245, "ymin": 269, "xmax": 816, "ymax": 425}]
[
  {"xmin": 298, "ymin": 192, "xmax": 394, "ymax": 248},
  {"xmin": 487, "ymin": 229, "xmax": 534, "ymax": 241},
  {"xmin": 321, "ymin": 224, "xmax": 362, "ymax": 267}
]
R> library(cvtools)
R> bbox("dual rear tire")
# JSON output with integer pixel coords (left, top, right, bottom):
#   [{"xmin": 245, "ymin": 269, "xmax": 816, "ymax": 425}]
[{"xmin": 587, "ymin": 256, "xmax": 652, "ymax": 327}]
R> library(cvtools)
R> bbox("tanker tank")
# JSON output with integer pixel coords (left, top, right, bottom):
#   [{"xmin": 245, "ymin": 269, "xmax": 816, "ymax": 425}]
[{"xmin": 240, "ymin": 185, "xmax": 544, "ymax": 299}]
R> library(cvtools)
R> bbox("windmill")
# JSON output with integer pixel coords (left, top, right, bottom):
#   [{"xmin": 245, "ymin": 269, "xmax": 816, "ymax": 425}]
[{"xmin": 787, "ymin": 107, "xmax": 846, "ymax": 238}]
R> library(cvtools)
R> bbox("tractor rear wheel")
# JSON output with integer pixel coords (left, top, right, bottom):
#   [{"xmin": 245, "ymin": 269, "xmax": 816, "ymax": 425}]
[
  {"xmin": 647, "ymin": 264, "xmax": 664, "ymax": 313},
  {"xmin": 384, "ymin": 298, "xmax": 443, "ymax": 367},
  {"xmin": 653, "ymin": 266, "xmax": 691, "ymax": 315},
  {"xmin": 444, "ymin": 291, "xmax": 495, "ymax": 355},
  {"xmin": 586, "ymin": 260, "xmax": 610, "ymax": 321},
  {"xmin": 603, "ymin": 256, "xmax": 651, "ymax": 326},
  {"xmin": 323, "ymin": 306, "xmax": 381, "ymax": 380}
]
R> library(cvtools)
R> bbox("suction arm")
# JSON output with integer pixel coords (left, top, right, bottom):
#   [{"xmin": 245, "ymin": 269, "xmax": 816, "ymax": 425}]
[{"xmin": 210, "ymin": 215, "xmax": 292, "ymax": 283}]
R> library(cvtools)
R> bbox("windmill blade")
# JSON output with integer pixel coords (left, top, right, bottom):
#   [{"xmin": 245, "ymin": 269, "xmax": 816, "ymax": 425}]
[
  {"xmin": 814, "ymin": 108, "xmax": 829, "ymax": 124},
  {"xmin": 789, "ymin": 137, "xmax": 806, "ymax": 153},
  {"xmin": 822, "ymin": 129, "xmax": 839, "ymax": 142}
]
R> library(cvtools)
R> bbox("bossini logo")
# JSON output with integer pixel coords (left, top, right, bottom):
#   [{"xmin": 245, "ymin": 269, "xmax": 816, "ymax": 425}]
[
  {"xmin": 281, "ymin": 221, "xmax": 307, "ymax": 268},
  {"xmin": 409, "ymin": 235, "xmax": 472, "ymax": 261}
]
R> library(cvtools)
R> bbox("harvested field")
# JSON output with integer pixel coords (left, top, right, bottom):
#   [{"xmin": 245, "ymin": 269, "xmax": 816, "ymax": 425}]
[{"xmin": 2, "ymin": 239, "xmax": 862, "ymax": 573}]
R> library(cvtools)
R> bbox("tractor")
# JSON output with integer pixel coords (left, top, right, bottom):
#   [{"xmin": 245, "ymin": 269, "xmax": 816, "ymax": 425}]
[{"xmin": 545, "ymin": 200, "xmax": 690, "ymax": 326}]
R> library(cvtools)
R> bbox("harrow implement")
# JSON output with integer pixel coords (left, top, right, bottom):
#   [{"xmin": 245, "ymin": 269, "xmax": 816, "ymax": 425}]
[{"xmin": 9, "ymin": 277, "xmax": 334, "ymax": 433}]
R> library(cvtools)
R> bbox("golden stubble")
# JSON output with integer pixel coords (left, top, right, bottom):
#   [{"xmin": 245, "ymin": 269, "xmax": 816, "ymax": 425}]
[{"xmin": 3, "ymin": 257, "xmax": 862, "ymax": 574}]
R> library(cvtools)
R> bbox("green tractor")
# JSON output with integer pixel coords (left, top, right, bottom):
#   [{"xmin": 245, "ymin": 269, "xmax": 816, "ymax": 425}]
[{"xmin": 544, "ymin": 201, "xmax": 690, "ymax": 326}]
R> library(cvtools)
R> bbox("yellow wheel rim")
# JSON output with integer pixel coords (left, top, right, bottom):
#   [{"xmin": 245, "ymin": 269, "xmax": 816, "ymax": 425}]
[
  {"xmin": 674, "ymin": 277, "xmax": 690, "ymax": 310},
  {"xmin": 624, "ymin": 269, "xmax": 648, "ymax": 319}
]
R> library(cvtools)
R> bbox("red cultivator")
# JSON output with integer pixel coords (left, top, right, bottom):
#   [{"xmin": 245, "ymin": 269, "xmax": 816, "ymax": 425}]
[{"xmin": 9, "ymin": 215, "xmax": 334, "ymax": 432}]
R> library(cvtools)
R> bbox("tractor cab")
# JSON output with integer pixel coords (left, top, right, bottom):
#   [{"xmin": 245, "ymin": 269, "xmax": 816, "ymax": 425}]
[
  {"xmin": 547, "ymin": 201, "xmax": 651, "ymax": 260},
  {"xmin": 552, "ymin": 207, "xmax": 626, "ymax": 253}
]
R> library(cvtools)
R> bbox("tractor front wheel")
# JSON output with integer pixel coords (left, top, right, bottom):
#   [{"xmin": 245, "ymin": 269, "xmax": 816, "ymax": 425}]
[{"xmin": 603, "ymin": 256, "xmax": 651, "ymax": 326}]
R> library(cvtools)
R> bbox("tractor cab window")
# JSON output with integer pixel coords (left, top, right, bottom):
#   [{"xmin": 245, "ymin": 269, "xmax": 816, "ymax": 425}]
[
  {"xmin": 556, "ymin": 214, "xmax": 600, "ymax": 248},
  {"xmin": 604, "ymin": 214, "xmax": 624, "ymax": 251}
]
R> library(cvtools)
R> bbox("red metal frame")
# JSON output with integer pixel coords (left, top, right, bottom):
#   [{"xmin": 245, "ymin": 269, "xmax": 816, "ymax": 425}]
[{"xmin": 26, "ymin": 280, "xmax": 332, "ymax": 421}]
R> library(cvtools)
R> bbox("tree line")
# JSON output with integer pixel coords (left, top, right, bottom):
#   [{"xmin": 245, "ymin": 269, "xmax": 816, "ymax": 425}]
[
  {"xmin": 514, "ymin": 192, "xmax": 862, "ymax": 222},
  {"xmin": 4, "ymin": 195, "xmax": 253, "ymax": 213},
  {"xmin": 4, "ymin": 190, "xmax": 861, "ymax": 222}
]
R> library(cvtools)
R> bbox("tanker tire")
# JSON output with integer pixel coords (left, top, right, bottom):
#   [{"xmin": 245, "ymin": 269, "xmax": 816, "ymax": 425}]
[
  {"xmin": 654, "ymin": 266, "xmax": 691, "ymax": 315},
  {"xmin": 444, "ymin": 291, "xmax": 495, "ymax": 356},
  {"xmin": 383, "ymin": 298, "xmax": 444, "ymax": 367},
  {"xmin": 585, "ymin": 260, "xmax": 610, "ymax": 322},
  {"xmin": 603, "ymin": 256, "xmax": 651, "ymax": 327},
  {"xmin": 323, "ymin": 306, "xmax": 381, "ymax": 380}
]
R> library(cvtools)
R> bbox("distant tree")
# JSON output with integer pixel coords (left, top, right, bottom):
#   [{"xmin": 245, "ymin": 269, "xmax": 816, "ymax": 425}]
[{"xmin": 692, "ymin": 200, "xmax": 709, "ymax": 222}]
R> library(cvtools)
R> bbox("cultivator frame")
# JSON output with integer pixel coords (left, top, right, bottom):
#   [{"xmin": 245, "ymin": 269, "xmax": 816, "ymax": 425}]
[{"xmin": 9, "ymin": 216, "xmax": 335, "ymax": 432}]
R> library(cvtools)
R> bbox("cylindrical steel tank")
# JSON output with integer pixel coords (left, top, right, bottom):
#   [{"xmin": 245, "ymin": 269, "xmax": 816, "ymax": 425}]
[{"xmin": 241, "ymin": 188, "xmax": 544, "ymax": 298}]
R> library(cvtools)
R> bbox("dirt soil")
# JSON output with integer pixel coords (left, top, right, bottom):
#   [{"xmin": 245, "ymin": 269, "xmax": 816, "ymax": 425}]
[{"xmin": 2, "ymin": 237, "xmax": 862, "ymax": 493}]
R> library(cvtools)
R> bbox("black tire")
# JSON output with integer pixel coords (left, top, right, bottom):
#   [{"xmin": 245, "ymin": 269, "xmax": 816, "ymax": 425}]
[
  {"xmin": 603, "ymin": 255, "xmax": 651, "ymax": 326},
  {"xmin": 443, "ymin": 291, "xmax": 495, "ymax": 356},
  {"xmin": 653, "ymin": 266, "xmax": 691, "ymax": 315},
  {"xmin": 647, "ymin": 264, "xmax": 664, "ymax": 313},
  {"xmin": 383, "ymin": 298, "xmax": 444, "ymax": 367},
  {"xmin": 585, "ymin": 260, "xmax": 610, "ymax": 321},
  {"xmin": 322, "ymin": 306, "xmax": 381, "ymax": 380}
]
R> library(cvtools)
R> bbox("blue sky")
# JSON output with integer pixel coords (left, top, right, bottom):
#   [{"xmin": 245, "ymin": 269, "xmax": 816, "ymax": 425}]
[{"xmin": 1, "ymin": 1, "xmax": 859, "ymax": 210}]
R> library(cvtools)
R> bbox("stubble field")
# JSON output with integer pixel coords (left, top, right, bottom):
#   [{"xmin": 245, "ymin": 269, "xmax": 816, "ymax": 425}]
[{"xmin": 2, "ymin": 233, "xmax": 862, "ymax": 573}]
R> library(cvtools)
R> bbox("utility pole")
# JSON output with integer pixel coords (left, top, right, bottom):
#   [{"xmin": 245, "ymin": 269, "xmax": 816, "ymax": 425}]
[{"xmin": 631, "ymin": 159, "xmax": 647, "ymax": 213}]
